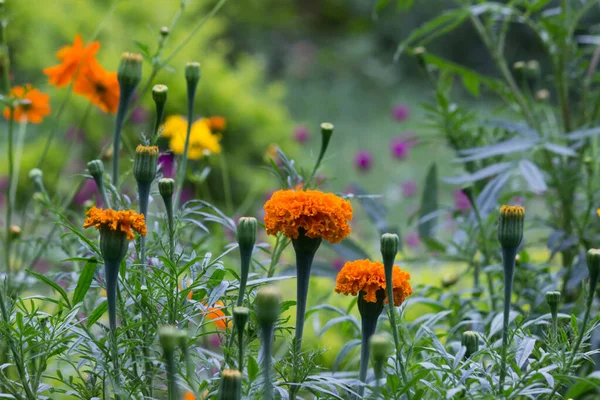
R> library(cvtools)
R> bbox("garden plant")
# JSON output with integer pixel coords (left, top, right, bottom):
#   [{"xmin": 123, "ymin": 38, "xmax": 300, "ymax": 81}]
[{"xmin": 2, "ymin": 0, "xmax": 600, "ymax": 399}]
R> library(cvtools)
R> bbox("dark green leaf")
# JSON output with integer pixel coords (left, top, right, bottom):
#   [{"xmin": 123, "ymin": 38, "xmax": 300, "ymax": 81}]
[
  {"xmin": 87, "ymin": 300, "xmax": 108, "ymax": 327},
  {"xmin": 72, "ymin": 258, "xmax": 98, "ymax": 306},
  {"xmin": 418, "ymin": 163, "xmax": 438, "ymax": 239},
  {"xmin": 27, "ymin": 270, "xmax": 71, "ymax": 308}
]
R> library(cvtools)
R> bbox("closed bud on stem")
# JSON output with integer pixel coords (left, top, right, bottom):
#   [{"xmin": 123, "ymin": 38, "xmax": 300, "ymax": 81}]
[
  {"xmin": 497, "ymin": 205, "xmax": 525, "ymax": 250},
  {"xmin": 380, "ymin": 233, "xmax": 399, "ymax": 266},
  {"xmin": 29, "ymin": 168, "xmax": 44, "ymax": 190},
  {"xmin": 158, "ymin": 325, "xmax": 180, "ymax": 353},
  {"xmin": 159, "ymin": 178, "xmax": 175, "ymax": 199},
  {"xmin": 587, "ymin": 249, "xmax": 600, "ymax": 289},
  {"xmin": 160, "ymin": 26, "xmax": 169, "ymax": 37},
  {"xmin": 87, "ymin": 160, "xmax": 104, "ymax": 180},
  {"xmin": 320, "ymin": 122, "xmax": 334, "ymax": 151},
  {"xmin": 133, "ymin": 145, "xmax": 159, "ymax": 184},
  {"xmin": 9, "ymin": 225, "xmax": 21, "ymax": 239},
  {"xmin": 255, "ymin": 286, "xmax": 281, "ymax": 325},
  {"xmin": 526, "ymin": 60, "xmax": 540, "ymax": 77},
  {"xmin": 176, "ymin": 329, "xmax": 188, "ymax": 349},
  {"xmin": 370, "ymin": 334, "xmax": 391, "ymax": 364},
  {"xmin": 218, "ymin": 369, "xmax": 242, "ymax": 400},
  {"xmin": 185, "ymin": 62, "xmax": 201, "ymax": 87},
  {"xmin": 152, "ymin": 84, "xmax": 168, "ymax": 106},
  {"xmin": 233, "ymin": 307, "xmax": 249, "ymax": 331},
  {"xmin": 545, "ymin": 291, "xmax": 561, "ymax": 309},
  {"xmin": 117, "ymin": 52, "xmax": 143, "ymax": 90},
  {"xmin": 462, "ymin": 331, "xmax": 479, "ymax": 358},
  {"xmin": 237, "ymin": 217, "xmax": 257, "ymax": 251}
]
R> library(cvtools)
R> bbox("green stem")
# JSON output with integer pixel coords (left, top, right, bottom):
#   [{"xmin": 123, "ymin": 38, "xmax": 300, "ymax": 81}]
[
  {"xmin": 138, "ymin": 182, "xmax": 150, "ymax": 284},
  {"xmin": 237, "ymin": 323, "xmax": 245, "ymax": 371},
  {"xmin": 4, "ymin": 106, "xmax": 14, "ymax": 273},
  {"xmin": 499, "ymin": 246, "xmax": 517, "ymax": 391},
  {"xmin": 358, "ymin": 317, "xmax": 377, "ymax": 398},
  {"xmin": 566, "ymin": 284, "xmax": 595, "ymax": 368},
  {"xmin": 112, "ymin": 95, "xmax": 130, "ymax": 187},
  {"xmin": 165, "ymin": 349, "xmax": 179, "ymax": 400},
  {"xmin": 260, "ymin": 322, "xmax": 274, "ymax": 400},
  {"xmin": 219, "ymin": 154, "xmax": 234, "ymax": 215},
  {"xmin": 174, "ymin": 77, "xmax": 197, "ymax": 210}
]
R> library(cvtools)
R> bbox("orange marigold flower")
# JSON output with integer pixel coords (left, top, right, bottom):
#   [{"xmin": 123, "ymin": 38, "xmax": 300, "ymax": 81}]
[
  {"xmin": 3, "ymin": 85, "xmax": 51, "ymax": 124},
  {"xmin": 74, "ymin": 61, "xmax": 120, "ymax": 113},
  {"xmin": 184, "ymin": 392, "xmax": 196, "ymax": 400},
  {"xmin": 202, "ymin": 301, "xmax": 231, "ymax": 330},
  {"xmin": 208, "ymin": 116, "xmax": 226, "ymax": 131},
  {"xmin": 83, "ymin": 206, "xmax": 147, "ymax": 240},
  {"xmin": 263, "ymin": 189, "xmax": 352, "ymax": 243},
  {"xmin": 44, "ymin": 34, "xmax": 100, "ymax": 87},
  {"xmin": 335, "ymin": 259, "xmax": 412, "ymax": 306}
]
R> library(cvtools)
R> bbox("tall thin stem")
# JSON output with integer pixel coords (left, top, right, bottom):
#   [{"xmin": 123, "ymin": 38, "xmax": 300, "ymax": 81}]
[
  {"xmin": 4, "ymin": 106, "xmax": 14, "ymax": 273},
  {"xmin": 174, "ymin": 75, "xmax": 197, "ymax": 210},
  {"xmin": 499, "ymin": 247, "xmax": 517, "ymax": 390},
  {"xmin": 260, "ymin": 323, "xmax": 274, "ymax": 400}
]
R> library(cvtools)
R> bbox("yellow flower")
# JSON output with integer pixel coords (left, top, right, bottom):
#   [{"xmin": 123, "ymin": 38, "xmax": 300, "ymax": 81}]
[{"xmin": 162, "ymin": 115, "xmax": 222, "ymax": 160}]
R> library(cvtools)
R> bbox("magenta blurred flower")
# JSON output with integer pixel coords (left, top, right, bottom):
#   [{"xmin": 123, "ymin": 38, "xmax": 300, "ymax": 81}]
[
  {"xmin": 74, "ymin": 180, "xmax": 103, "ymax": 206},
  {"xmin": 392, "ymin": 104, "xmax": 410, "ymax": 121},
  {"xmin": 131, "ymin": 106, "xmax": 149, "ymax": 124},
  {"xmin": 401, "ymin": 180, "xmax": 418, "ymax": 197},
  {"xmin": 405, "ymin": 232, "xmax": 421, "ymax": 248},
  {"xmin": 343, "ymin": 184, "xmax": 356, "ymax": 196},
  {"xmin": 354, "ymin": 150, "xmax": 373, "ymax": 171},
  {"xmin": 158, "ymin": 153, "xmax": 175, "ymax": 178},
  {"xmin": 390, "ymin": 134, "xmax": 417, "ymax": 160},
  {"xmin": 454, "ymin": 189, "xmax": 471, "ymax": 211},
  {"xmin": 294, "ymin": 125, "xmax": 310, "ymax": 143},
  {"xmin": 180, "ymin": 187, "xmax": 195, "ymax": 205},
  {"xmin": 208, "ymin": 334, "xmax": 222, "ymax": 348},
  {"xmin": 332, "ymin": 257, "xmax": 345, "ymax": 271}
]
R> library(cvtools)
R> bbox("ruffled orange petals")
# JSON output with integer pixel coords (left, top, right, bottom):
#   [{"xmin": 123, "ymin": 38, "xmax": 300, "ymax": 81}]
[
  {"xmin": 73, "ymin": 61, "xmax": 120, "ymax": 113},
  {"xmin": 263, "ymin": 189, "xmax": 352, "ymax": 244},
  {"xmin": 83, "ymin": 206, "xmax": 147, "ymax": 240},
  {"xmin": 44, "ymin": 34, "xmax": 100, "ymax": 87},
  {"xmin": 3, "ymin": 85, "xmax": 51, "ymax": 124},
  {"xmin": 335, "ymin": 259, "xmax": 412, "ymax": 306}
]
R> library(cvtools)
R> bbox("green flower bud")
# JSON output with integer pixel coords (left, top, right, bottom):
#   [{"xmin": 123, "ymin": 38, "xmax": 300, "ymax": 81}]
[
  {"xmin": 152, "ymin": 84, "xmax": 168, "ymax": 105},
  {"xmin": 497, "ymin": 205, "xmax": 525, "ymax": 249},
  {"xmin": 237, "ymin": 217, "xmax": 257, "ymax": 251},
  {"xmin": 513, "ymin": 61, "xmax": 526, "ymax": 71},
  {"xmin": 320, "ymin": 122, "xmax": 334, "ymax": 144},
  {"xmin": 159, "ymin": 178, "xmax": 175, "ymax": 199},
  {"xmin": 370, "ymin": 334, "xmax": 391, "ymax": 364},
  {"xmin": 158, "ymin": 325, "xmax": 181, "ymax": 353},
  {"xmin": 218, "ymin": 369, "xmax": 242, "ymax": 400},
  {"xmin": 380, "ymin": 233, "xmax": 399, "ymax": 266},
  {"xmin": 99, "ymin": 229, "xmax": 129, "ymax": 264},
  {"xmin": 117, "ymin": 52, "xmax": 143, "ymax": 90},
  {"xmin": 160, "ymin": 26, "xmax": 169, "ymax": 37},
  {"xmin": 9, "ymin": 225, "xmax": 21, "ymax": 239},
  {"xmin": 535, "ymin": 89, "xmax": 550, "ymax": 102},
  {"xmin": 545, "ymin": 291, "xmax": 560, "ymax": 309},
  {"xmin": 441, "ymin": 273, "xmax": 459, "ymax": 288},
  {"xmin": 462, "ymin": 331, "xmax": 479, "ymax": 358},
  {"xmin": 133, "ymin": 145, "xmax": 159, "ymax": 184},
  {"xmin": 185, "ymin": 62, "xmax": 201, "ymax": 86},
  {"xmin": 255, "ymin": 286, "xmax": 281, "ymax": 325},
  {"xmin": 526, "ymin": 60, "xmax": 540, "ymax": 77},
  {"xmin": 29, "ymin": 168, "xmax": 43, "ymax": 182},
  {"xmin": 87, "ymin": 160, "xmax": 104, "ymax": 180},
  {"xmin": 587, "ymin": 249, "xmax": 600, "ymax": 288},
  {"xmin": 413, "ymin": 46, "xmax": 427, "ymax": 68},
  {"xmin": 233, "ymin": 307, "xmax": 249, "ymax": 330},
  {"xmin": 176, "ymin": 329, "xmax": 189, "ymax": 349}
]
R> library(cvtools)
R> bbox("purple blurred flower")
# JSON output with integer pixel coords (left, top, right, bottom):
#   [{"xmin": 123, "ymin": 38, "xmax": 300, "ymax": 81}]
[
  {"xmin": 390, "ymin": 134, "xmax": 418, "ymax": 160},
  {"xmin": 180, "ymin": 187, "xmax": 195, "ymax": 205},
  {"xmin": 208, "ymin": 334, "xmax": 222, "ymax": 348},
  {"xmin": 332, "ymin": 257, "xmax": 345, "ymax": 271},
  {"xmin": 294, "ymin": 125, "xmax": 310, "ymax": 143},
  {"xmin": 354, "ymin": 150, "xmax": 373, "ymax": 171},
  {"xmin": 454, "ymin": 189, "xmax": 471, "ymax": 211},
  {"xmin": 66, "ymin": 126, "xmax": 85, "ymax": 143},
  {"xmin": 405, "ymin": 232, "xmax": 421, "ymax": 248},
  {"xmin": 392, "ymin": 104, "xmax": 410, "ymax": 121},
  {"xmin": 401, "ymin": 180, "xmax": 417, "ymax": 197},
  {"xmin": 511, "ymin": 196, "xmax": 524, "ymax": 206},
  {"xmin": 159, "ymin": 153, "xmax": 175, "ymax": 178},
  {"xmin": 131, "ymin": 106, "xmax": 149, "ymax": 124},
  {"xmin": 74, "ymin": 180, "xmax": 103, "ymax": 206}
]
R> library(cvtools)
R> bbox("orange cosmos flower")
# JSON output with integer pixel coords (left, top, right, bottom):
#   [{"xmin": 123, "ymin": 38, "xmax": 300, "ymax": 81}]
[
  {"xmin": 263, "ymin": 189, "xmax": 352, "ymax": 243},
  {"xmin": 203, "ymin": 301, "xmax": 231, "ymax": 330},
  {"xmin": 44, "ymin": 34, "xmax": 100, "ymax": 87},
  {"xmin": 3, "ymin": 85, "xmax": 51, "ymax": 124},
  {"xmin": 184, "ymin": 392, "xmax": 195, "ymax": 400},
  {"xmin": 74, "ymin": 61, "xmax": 120, "ymax": 113},
  {"xmin": 335, "ymin": 259, "xmax": 412, "ymax": 306},
  {"xmin": 83, "ymin": 206, "xmax": 147, "ymax": 240}
]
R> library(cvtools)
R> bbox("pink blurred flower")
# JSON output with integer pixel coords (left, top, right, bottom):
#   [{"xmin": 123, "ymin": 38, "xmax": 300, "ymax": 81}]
[
  {"xmin": 454, "ymin": 189, "xmax": 471, "ymax": 211},
  {"xmin": 74, "ymin": 180, "xmax": 103, "ymax": 206},
  {"xmin": 131, "ymin": 106, "xmax": 149, "ymax": 124},
  {"xmin": 208, "ymin": 334, "xmax": 222, "ymax": 348},
  {"xmin": 405, "ymin": 232, "xmax": 421, "ymax": 248},
  {"xmin": 159, "ymin": 153, "xmax": 175, "ymax": 178},
  {"xmin": 401, "ymin": 180, "xmax": 417, "ymax": 197},
  {"xmin": 392, "ymin": 104, "xmax": 410, "ymax": 121},
  {"xmin": 294, "ymin": 126, "xmax": 310, "ymax": 143},
  {"xmin": 390, "ymin": 134, "xmax": 417, "ymax": 160},
  {"xmin": 354, "ymin": 150, "xmax": 373, "ymax": 171},
  {"xmin": 332, "ymin": 257, "xmax": 345, "ymax": 271}
]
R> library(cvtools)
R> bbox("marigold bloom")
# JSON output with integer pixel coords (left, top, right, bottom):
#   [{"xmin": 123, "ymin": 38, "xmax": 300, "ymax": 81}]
[
  {"xmin": 203, "ymin": 301, "xmax": 231, "ymax": 330},
  {"xmin": 208, "ymin": 116, "xmax": 226, "ymax": 131},
  {"xmin": 44, "ymin": 34, "xmax": 100, "ymax": 87},
  {"xmin": 335, "ymin": 259, "xmax": 412, "ymax": 306},
  {"xmin": 74, "ymin": 62, "xmax": 120, "ymax": 113},
  {"xmin": 83, "ymin": 206, "xmax": 147, "ymax": 240},
  {"xmin": 264, "ymin": 189, "xmax": 352, "ymax": 243},
  {"xmin": 184, "ymin": 392, "xmax": 196, "ymax": 400},
  {"xmin": 163, "ymin": 116, "xmax": 222, "ymax": 159},
  {"xmin": 3, "ymin": 85, "xmax": 51, "ymax": 124}
]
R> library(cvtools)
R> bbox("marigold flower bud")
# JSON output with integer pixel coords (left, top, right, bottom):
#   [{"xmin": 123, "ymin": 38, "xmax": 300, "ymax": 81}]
[
  {"xmin": 545, "ymin": 291, "xmax": 560, "ymax": 308},
  {"xmin": 497, "ymin": 205, "xmax": 524, "ymax": 249},
  {"xmin": 413, "ymin": 46, "xmax": 427, "ymax": 68},
  {"xmin": 237, "ymin": 217, "xmax": 257, "ymax": 253},
  {"xmin": 587, "ymin": 249, "xmax": 600, "ymax": 288},
  {"xmin": 158, "ymin": 325, "xmax": 181, "ymax": 352},
  {"xmin": 535, "ymin": 89, "xmax": 550, "ymax": 102},
  {"xmin": 9, "ymin": 225, "xmax": 21, "ymax": 239},
  {"xmin": 133, "ymin": 145, "xmax": 159, "ymax": 184},
  {"xmin": 160, "ymin": 26, "xmax": 169, "ymax": 37},
  {"xmin": 185, "ymin": 62, "xmax": 201, "ymax": 86},
  {"xmin": 100, "ymin": 228, "xmax": 129, "ymax": 264},
  {"xmin": 117, "ymin": 52, "xmax": 143, "ymax": 90},
  {"xmin": 29, "ymin": 168, "xmax": 43, "ymax": 181},
  {"xmin": 152, "ymin": 84, "xmax": 168, "ymax": 106},
  {"xmin": 462, "ymin": 331, "xmax": 479, "ymax": 358},
  {"xmin": 233, "ymin": 306, "xmax": 249, "ymax": 330},
  {"xmin": 370, "ymin": 334, "xmax": 391, "ymax": 363},
  {"xmin": 176, "ymin": 329, "xmax": 189, "ymax": 348},
  {"xmin": 320, "ymin": 122, "xmax": 334, "ymax": 144},
  {"xmin": 380, "ymin": 233, "xmax": 399, "ymax": 265},
  {"xmin": 218, "ymin": 369, "xmax": 242, "ymax": 400},
  {"xmin": 513, "ymin": 61, "xmax": 526, "ymax": 71},
  {"xmin": 87, "ymin": 160, "xmax": 104, "ymax": 180},
  {"xmin": 255, "ymin": 286, "xmax": 281, "ymax": 325},
  {"xmin": 159, "ymin": 178, "xmax": 175, "ymax": 198}
]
